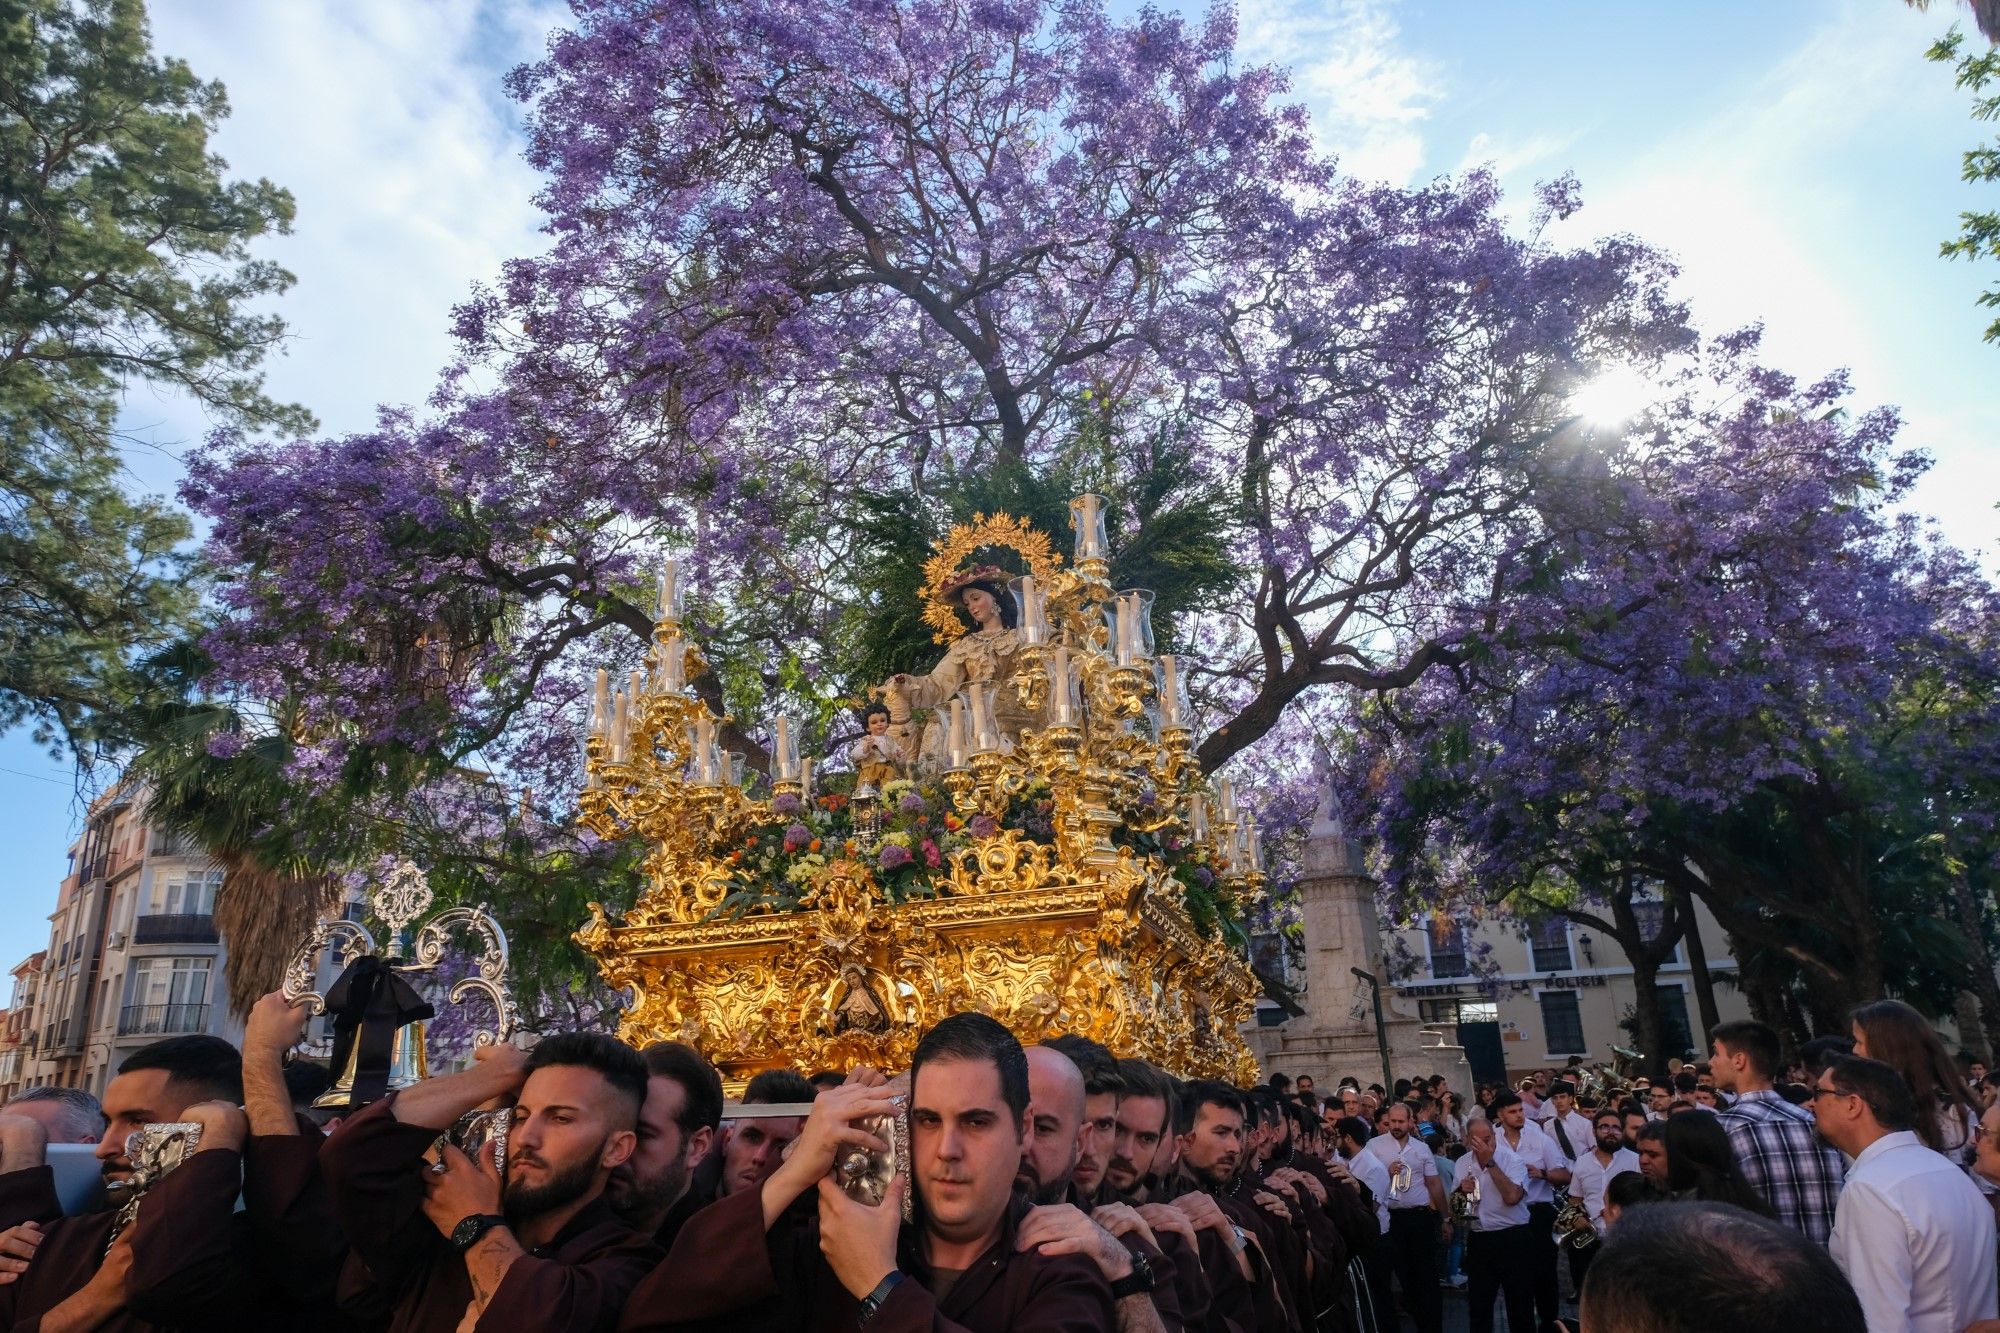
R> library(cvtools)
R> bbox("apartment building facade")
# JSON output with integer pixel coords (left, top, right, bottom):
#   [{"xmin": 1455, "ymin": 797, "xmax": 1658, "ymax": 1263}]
[{"xmin": 3, "ymin": 782, "xmax": 242, "ymax": 1098}]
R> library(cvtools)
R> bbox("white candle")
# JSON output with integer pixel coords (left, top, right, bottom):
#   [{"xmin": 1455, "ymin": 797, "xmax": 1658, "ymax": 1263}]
[
  {"xmin": 1159, "ymin": 655, "xmax": 1182, "ymax": 727},
  {"xmin": 947, "ymin": 697, "xmax": 967, "ymax": 767},
  {"xmin": 1218, "ymin": 778, "xmax": 1237, "ymax": 825},
  {"xmin": 1116, "ymin": 594, "xmax": 1137, "ymax": 665},
  {"xmin": 970, "ymin": 686, "xmax": 998, "ymax": 753},
  {"xmin": 591, "ymin": 669, "xmax": 611, "ymax": 735},
  {"xmin": 657, "ymin": 560, "xmax": 682, "ymax": 621},
  {"xmin": 611, "ymin": 690, "xmax": 629, "ymax": 763},
  {"xmin": 1070, "ymin": 493, "xmax": 1109, "ymax": 562},
  {"xmin": 773, "ymin": 715, "xmax": 796, "ymax": 780},
  {"xmin": 1189, "ymin": 791, "xmax": 1209, "ymax": 841},
  {"xmin": 1051, "ymin": 646, "xmax": 1074, "ymax": 724},
  {"xmin": 1019, "ymin": 575, "xmax": 1044, "ymax": 646},
  {"xmin": 659, "ymin": 634, "xmax": 685, "ymax": 692},
  {"xmin": 1247, "ymin": 821, "xmax": 1264, "ymax": 870},
  {"xmin": 690, "ymin": 715, "xmax": 715, "ymax": 782}
]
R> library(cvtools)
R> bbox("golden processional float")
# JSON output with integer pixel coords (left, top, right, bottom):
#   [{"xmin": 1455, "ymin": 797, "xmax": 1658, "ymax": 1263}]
[{"xmin": 572, "ymin": 496, "xmax": 1267, "ymax": 1087}]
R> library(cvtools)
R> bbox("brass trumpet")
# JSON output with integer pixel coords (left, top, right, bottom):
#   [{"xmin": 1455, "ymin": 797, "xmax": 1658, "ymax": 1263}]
[{"xmin": 1449, "ymin": 1166, "xmax": 1479, "ymax": 1223}]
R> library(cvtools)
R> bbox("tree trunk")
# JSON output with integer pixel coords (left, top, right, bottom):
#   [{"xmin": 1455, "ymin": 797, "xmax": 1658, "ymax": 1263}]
[
  {"xmin": 1947, "ymin": 871, "xmax": 2000, "ymax": 1059},
  {"xmin": 1799, "ymin": 966, "xmax": 1855, "ymax": 1036},
  {"xmin": 1675, "ymin": 887, "xmax": 1722, "ymax": 1037},
  {"xmin": 1626, "ymin": 950, "xmax": 1667, "ymax": 1078},
  {"xmin": 1955, "ymin": 993, "xmax": 1992, "ymax": 1066},
  {"xmin": 1782, "ymin": 985, "xmax": 1814, "ymax": 1050}
]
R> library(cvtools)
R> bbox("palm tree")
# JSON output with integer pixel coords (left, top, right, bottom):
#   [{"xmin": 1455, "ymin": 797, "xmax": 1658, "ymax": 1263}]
[{"xmin": 125, "ymin": 644, "xmax": 343, "ymax": 1016}]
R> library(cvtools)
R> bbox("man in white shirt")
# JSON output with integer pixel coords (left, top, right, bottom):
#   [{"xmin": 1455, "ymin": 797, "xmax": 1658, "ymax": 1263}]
[
  {"xmin": 1364, "ymin": 1101, "xmax": 1446, "ymax": 1333},
  {"xmin": 1539, "ymin": 1081, "xmax": 1594, "ymax": 1162},
  {"xmin": 1813, "ymin": 1054, "xmax": 1998, "ymax": 1333},
  {"xmin": 1334, "ymin": 1115, "xmax": 1394, "ymax": 1333},
  {"xmin": 1454, "ymin": 1118, "xmax": 1534, "ymax": 1333},
  {"xmin": 1567, "ymin": 1106, "xmax": 1638, "ymax": 1286},
  {"xmin": 1494, "ymin": 1091, "xmax": 1568, "ymax": 1333}
]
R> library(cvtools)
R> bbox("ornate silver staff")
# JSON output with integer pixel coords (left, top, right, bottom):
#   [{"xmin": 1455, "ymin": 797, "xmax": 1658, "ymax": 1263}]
[{"xmin": 281, "ymin": 858, "xmax": 520, "ymax": 1108}]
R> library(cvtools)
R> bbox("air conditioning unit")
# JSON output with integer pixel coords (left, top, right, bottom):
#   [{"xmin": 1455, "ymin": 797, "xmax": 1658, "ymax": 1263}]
[{"xmin": 106, "ymin": 932, "xmax": 127, "ymax": 949}]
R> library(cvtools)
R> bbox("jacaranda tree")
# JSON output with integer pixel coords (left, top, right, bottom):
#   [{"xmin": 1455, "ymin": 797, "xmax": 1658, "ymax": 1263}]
[{"xmin": 177, "ymin": 0, "xmax": 1983, "ymax": 1009}]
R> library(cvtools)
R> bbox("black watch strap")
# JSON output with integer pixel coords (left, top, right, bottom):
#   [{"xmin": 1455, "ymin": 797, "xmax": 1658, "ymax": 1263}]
[
  {"xmin": 1109, "ymin": 1250, "xmax": 1157, "ymax": 1300},
  {"xmin": 450, "ymin": 1213, "xmax": 508, "ymax": 1253},
  {"xmin": 856, "ymin": 1270, "xmax": 905, "ymax": 1326}
]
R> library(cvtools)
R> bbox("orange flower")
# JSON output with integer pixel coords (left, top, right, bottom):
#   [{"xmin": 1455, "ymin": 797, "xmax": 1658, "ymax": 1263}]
[
  {"xmin": 943, "ymin": 814, "xmax": 963, "ymax": 831},
  {"xmin": 809, "ymin": 839, "xmax": 822, "ymax": 852}
]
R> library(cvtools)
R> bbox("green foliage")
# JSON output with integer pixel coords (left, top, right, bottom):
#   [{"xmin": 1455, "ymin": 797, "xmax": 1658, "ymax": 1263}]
[
  {"xmin": 836, "ymin": 417, "xmax": 1247, "ymax": 697},
  {"xmin": 0, "ymin": 0, "xmax": 304, "ymax": 755},
  {"xmin": 1930, "ymin": 27, "xmax": 2000, "ymax": 342}
]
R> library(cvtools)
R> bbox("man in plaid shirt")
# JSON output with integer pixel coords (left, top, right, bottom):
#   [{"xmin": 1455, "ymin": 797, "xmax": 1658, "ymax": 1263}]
[{"xmin": 1711, "ymin": 1019, "xmax": 1845, "ymax": 1244}]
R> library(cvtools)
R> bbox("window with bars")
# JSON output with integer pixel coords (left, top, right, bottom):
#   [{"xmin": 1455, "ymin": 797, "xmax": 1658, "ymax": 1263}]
[
  {"xmin": 1632, "ymin": 900, "xmax": 1682, "ymax": 964},
  {"xmin": 1529, "ymin": 918, "xmax": 1573, "ymax": 972},
  {"xmin": 1427, "ymin": 919, "xmax": 1470, "ymax": 978},
  {"xmin": 1420, "ymin": 999, "xmax": 1499, "ymax": 1024},
  {"xmin": 1539, "ymin": 991, "xmax": 1587, "ymax": 1055}
]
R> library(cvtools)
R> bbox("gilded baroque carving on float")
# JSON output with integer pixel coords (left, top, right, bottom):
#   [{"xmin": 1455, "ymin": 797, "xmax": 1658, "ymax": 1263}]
[{"xmin": 574, "ymin": 501, "xmax": 1268, "ymax": 1088}]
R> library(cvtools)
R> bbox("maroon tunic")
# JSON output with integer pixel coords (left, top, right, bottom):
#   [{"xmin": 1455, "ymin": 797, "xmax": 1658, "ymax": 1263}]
[
  {"xmin": 0, "ymin": 1149, "xmax": 250, "ymax": 1332},
  {"xmin": 319, "ymin": 1097, "xmax": 662, "ymax": 1333},
  {"xmin": 1062, "ymin": 1183, "xmax": 1192, "ymax": 1333},
  {"xmin": 618, "ymin": 1183, "xmax": 1115, "ymax": 1333},
  {"xmin": 240, "ymin": 1124, "xmax": 387, "ymax": 1332}
]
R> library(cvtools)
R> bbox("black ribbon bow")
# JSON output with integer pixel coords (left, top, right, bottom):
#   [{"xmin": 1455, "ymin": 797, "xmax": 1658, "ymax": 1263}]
[{"xmin": 323, "ymin": 954, "xmax": 435, "ymax": 1110}]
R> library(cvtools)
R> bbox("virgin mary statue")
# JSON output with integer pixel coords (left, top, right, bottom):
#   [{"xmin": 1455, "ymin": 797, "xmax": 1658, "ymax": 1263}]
[{"xmin": 885, "ymin": 567, "xmax": 1042, "ymax": 766}]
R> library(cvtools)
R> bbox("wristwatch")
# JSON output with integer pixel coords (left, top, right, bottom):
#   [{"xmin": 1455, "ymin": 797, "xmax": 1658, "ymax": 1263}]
[
  {"xmin": 1109, "ymin": 1249, "xmax": 1160, "ymax": 1300},
  {"xmin": 856, "ymin": 1270, "xmax": 905, "ymax": 1327},
  {"xmin": 449, "ymin": 1213, "xmax": 509, "ymax": 1253}
]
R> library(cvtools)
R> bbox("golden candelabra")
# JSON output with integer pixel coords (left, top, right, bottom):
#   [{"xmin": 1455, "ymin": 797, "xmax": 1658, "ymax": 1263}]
[{"xmin": 574, "ymin": 499, "xmax": 1266, "ymax": 1085}]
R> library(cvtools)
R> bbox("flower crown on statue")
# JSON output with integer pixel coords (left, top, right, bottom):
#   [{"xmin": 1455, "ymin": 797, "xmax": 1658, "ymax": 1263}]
[{"xmin": 920, "ymin": 514, "xmax": 1062, "ymax": 644}]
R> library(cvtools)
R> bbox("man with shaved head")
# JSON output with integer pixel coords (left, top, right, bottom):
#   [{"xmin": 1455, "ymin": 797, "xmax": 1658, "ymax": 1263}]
[
  {"xmin": 1027, "ymin": 1040, "xmax": 1180, "ymax": 1333},
  {"xmin": 1022, "ymin": 1045, "xmax": 1087, "ymax": 1205}
]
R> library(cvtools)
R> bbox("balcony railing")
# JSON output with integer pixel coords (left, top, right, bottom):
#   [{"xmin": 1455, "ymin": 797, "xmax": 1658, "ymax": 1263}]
[
  {"xmin": 117, "ymin": 1003, "xmax": 210, "ymax": 1037},
  {"xmin": 133, "ymin": 914, "xmax": 218, "ymax": 945}
]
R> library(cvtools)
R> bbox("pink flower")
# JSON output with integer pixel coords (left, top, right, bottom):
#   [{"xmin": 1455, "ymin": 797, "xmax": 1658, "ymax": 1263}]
[{"xmin": 921, "ymin": 838, "xmax": 941, "ymax": 868}]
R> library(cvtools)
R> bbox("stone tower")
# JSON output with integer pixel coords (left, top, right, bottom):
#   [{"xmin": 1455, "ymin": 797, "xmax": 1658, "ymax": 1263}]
[{"xmin": 1241, "ymin": 758, "xmax": 1469, "ymax": 1090}]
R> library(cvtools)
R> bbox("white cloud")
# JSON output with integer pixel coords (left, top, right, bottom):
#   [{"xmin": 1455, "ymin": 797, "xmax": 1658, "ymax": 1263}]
[
  {"xmin": 127, "ymin": 0, "xmax": 565, "ymax": 471},
  {"xmin": 1234, "ymin": 0, "xmax": 1438, "ymax": 185},
  {"xmin": 1456, "ymin": 128, "xmax": 1579, "ymax": 185}
]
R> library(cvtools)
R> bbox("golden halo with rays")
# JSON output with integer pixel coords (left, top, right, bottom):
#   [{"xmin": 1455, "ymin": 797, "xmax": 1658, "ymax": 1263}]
[{"xmin": 920, "ymin": 513, "xmax": 1064, "ymax": 644}]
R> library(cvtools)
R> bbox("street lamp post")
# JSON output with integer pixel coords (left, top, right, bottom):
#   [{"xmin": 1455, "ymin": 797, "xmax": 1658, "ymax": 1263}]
[{"xmin": 1351, "ymin": 966, "xmax": 1393, "ymax": 1092}]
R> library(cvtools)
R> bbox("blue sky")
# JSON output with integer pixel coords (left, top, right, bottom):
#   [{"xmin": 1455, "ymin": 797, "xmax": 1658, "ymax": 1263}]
[{"xmin": 1, "ymin": 0, "xmax": 1994, "ymax": 972}]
